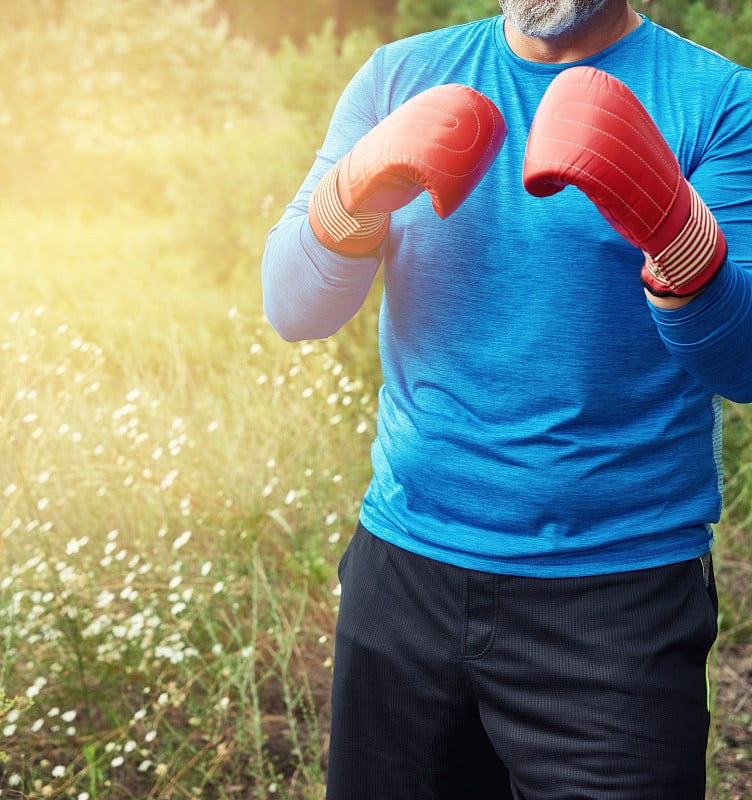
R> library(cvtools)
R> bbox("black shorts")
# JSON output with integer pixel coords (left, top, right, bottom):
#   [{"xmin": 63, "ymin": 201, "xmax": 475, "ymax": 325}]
[{"xmin": 326, "ymin": 523, "xmax": 718, "ymax": 800}]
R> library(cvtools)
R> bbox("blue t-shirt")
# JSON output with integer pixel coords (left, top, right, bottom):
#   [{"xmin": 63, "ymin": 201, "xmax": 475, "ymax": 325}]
[{"xmin": 262, "ymin": 15, "xmax": 752, "ymax": 576}]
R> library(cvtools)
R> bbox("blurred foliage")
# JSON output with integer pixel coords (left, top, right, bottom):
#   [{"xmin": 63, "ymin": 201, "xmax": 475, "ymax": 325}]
[
  {"xmin": 393, "ymin": 0, "xmax": 497, "ymax": 38},
  {"xmin": 0, "ymin": 0, "xmax": 747, "ymax": 278},
  {"xmin": 682, "ymin": 1, "xmax": 752, "ymax": 67},
  {"xmin": 718, "ymin": 402, "xmax": 752, "ymax": 641},
  {"xmin": 0, "ymin": 0, "xmax": 264, "ymax": 209},
  {"xmin": 268, "ymin": 21, "xmax": 382, "ymax": 142},
  {"xmin": 0, "ymin": 0, "xmax": 377, "ymax": 285},
  {"xmin": 214, "ymin": 0, "xmax": 397, "ymax": 46}
]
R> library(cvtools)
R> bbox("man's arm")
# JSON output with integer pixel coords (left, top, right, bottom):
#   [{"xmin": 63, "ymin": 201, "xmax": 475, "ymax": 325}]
[
  {"xmin": 647, "ymin": 68, "xmax": 752, "ymax": 403},
  {"xmin": 261, "ymin": 56, "xmax": 383, "ymax": 342},
  {"xmin": 524, "ymin": 66, "xmax": 752, "ymax": 402},
  {"xmin": 262, "ymin": 58, "xmax": 505, "ymax": 342}
]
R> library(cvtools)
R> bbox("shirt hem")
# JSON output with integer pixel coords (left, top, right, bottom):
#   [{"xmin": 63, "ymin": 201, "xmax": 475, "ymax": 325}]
[{"xmin": 358, "ymin": 510, "xmax": 714, "ymax": 578}]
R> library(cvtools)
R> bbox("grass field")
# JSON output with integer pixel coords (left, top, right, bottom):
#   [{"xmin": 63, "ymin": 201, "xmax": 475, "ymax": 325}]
[
  {"xmin": 0, "ymin": 8, "xmax": 750, "ymax": 799},
  {"xmin": 1, "ymin": 176, "xmax": 751, "ymax": 800},
  {"xmin": 0, "ymin": 198, "xmax": 383, "ymax": 798}
]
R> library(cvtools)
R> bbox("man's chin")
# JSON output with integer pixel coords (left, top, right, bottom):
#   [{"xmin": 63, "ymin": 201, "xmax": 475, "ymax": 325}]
[
  {"xmin": 500, "ymin": 0, "xmax": 609, "ymax": 39},
  {"xmin": 519, "ymin": 24, "xmax": 579, "ymax": 37}
]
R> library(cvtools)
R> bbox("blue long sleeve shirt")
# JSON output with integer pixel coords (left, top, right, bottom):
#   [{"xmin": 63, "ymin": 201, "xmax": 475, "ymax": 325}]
[{"xmin": 262, "ymin": 15, "xmax": 752, "ymax": 576}]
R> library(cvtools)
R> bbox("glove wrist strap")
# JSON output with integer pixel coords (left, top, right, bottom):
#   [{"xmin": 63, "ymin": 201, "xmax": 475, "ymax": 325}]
[
  {"xmin": 642, "ymin": 183, "xmax": 727, "ymax": 297},
  {"xmin": 309, "ymin": 162, "xmax": 389, "ymax": 257}
]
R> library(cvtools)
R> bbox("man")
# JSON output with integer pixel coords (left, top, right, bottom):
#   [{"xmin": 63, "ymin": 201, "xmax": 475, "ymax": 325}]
[{"xmin": 262, "ymin": 1, "xmax": 752, "ymax": 797}]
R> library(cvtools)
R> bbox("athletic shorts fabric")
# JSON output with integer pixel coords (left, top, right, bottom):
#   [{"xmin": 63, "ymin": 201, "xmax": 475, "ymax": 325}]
[{"xmin": 326, "ymin": 523, "xmax": 718, "ymax": 800}]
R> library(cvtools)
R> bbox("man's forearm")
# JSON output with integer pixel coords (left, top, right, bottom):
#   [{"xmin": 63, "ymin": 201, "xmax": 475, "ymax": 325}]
[
  {"xmin": 648, "ymin": 260, "xmax": 752, "ymax": 403},
  {"xmin": 262, "ymin": 213, "xmax": 380, "ymax": 342}
]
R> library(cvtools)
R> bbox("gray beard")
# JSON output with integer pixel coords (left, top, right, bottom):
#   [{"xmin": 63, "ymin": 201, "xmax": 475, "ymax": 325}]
[{"xmin": 498, "ymin": 0, "xmax": 610, "ymax": 37}]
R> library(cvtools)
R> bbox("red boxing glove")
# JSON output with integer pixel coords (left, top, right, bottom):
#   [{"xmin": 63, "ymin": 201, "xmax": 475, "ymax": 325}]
[
  {"xmin": 309, "ymin": 83, "xmax": 506, "ymax": 257},
  {"xmin": 523, "ymin": 66, "xmax": 726, "ymax": 297}
]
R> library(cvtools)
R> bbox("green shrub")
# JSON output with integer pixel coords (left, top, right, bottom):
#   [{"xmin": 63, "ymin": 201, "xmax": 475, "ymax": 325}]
[
  {"xmin": 268, "ymin": 21, "xmax": 382, "ymax": 143},
  {"xmin": 0, "ymin": 0, "xmax": 260, "ymax": 207},
  {"xmin": 394, "ymin": 0, "xmax": 495, "ymax": 38}
]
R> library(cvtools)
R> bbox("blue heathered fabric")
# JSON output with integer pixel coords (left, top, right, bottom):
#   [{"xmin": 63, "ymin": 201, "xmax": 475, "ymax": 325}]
[{"xmin": 262, "ymin": 15, "xmax": 752, "ymax": 576}]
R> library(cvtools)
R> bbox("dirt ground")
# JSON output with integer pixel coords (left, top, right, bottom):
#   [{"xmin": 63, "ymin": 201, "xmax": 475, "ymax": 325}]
[{"xmin": 712, "ymin": 637, "xmax": 752, "ymax": 799}]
